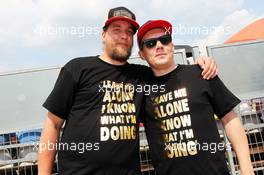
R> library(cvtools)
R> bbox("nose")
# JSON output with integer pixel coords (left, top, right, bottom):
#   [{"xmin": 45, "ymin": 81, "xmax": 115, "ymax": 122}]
[
  {"xmin": 156, "ymin": 40, "xmax": 164, "ymax": 49},
  {"xmin": 120, "ymin": 31, "xmax": 129, "ymax": 40}
]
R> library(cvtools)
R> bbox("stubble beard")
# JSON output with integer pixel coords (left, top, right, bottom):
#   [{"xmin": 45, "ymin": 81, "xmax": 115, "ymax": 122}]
[{"xmin": 110, "ymin": 45, "xmax": 132, "ymax": 62}]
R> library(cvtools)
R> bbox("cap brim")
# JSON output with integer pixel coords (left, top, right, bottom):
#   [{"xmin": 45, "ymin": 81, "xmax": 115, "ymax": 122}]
[
  {"xmin": 137, "ymin": 20, "xmax": 172, "ymax": 47},
  {"xmin": 104, "ymin": 16, "xmax": 139, "ymax": 32}
]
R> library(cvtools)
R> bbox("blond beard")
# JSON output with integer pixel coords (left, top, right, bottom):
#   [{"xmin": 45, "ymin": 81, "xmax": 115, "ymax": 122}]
[{"xmin": 110, "ymin": 45, "xmax": 132, "ymax": 62}]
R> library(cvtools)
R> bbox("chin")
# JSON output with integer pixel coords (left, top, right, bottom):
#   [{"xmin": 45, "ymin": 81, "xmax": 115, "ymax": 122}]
[
  {"xmin": 111, "ymin": 48, "xmax": 131, "ymax": 62},
  {"xmin": 155, "ymin": 58, "xmax": 170, "ymax": 65}
]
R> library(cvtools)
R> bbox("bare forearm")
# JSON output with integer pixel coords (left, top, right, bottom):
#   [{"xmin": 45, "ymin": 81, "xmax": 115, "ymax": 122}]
[
  {"xmin": 38, "ymin": 113, "xmax": 64, "ymax": 175},
  {"xmin": 222, "ymin": 112, "xmax": 253, "ymax": 174}
]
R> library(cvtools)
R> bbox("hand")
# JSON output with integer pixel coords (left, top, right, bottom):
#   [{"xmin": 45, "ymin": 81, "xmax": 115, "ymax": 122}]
[{"xmin": 195, "ymin": 56, "xmax": 218, "ymax": 79}]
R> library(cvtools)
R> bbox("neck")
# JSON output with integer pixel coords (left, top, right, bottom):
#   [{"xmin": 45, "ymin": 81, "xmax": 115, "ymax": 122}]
[
  {"xmin": 152, "ymin": 63, "xmax": 178, "ymax": 77},
  {"xmin": 100, "ymin": 52, "xmax": 127, "ymax": 65}
]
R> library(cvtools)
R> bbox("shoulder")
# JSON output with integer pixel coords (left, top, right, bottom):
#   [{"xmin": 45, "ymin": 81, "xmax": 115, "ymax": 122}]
[
  {"xmin": 128, "ymin": 63, "xmax": 152, "ymax": 75},
  {"xmin": 64, "ymin": 56, "xmax": 98, "ymax": 70},
  {"xmin": 62, "ymin": 56, "xmax": 100, "ymax": 75},
  {"xmin": 58, "ymin": 56, "xmax": 98, "ymax": 81},
  {"xmin": 179, "ymin": 64, "xmax": 202, "ymax": 71},
  {"xmin": 177, "ymin": 64, "xmax": 202, "ymax": 76}
]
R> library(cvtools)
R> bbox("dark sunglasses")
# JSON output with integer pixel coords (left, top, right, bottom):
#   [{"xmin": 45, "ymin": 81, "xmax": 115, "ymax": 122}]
[{"xmin": 141, "ymin": 34, "xmax": 172, "ymax": 49}]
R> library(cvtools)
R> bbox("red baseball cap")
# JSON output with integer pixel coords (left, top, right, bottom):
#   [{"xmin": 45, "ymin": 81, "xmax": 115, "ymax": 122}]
[
  {"xmin": 137, "ymin": 20, "xmax": 172, "ymax": 48},
  {"xmin": 103, "ymin": 7, "xmax": 139, "ymax": 34}
]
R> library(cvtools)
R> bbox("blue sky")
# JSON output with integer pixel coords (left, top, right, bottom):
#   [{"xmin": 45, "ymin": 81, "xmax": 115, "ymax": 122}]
[{"xmin": 0, "ymin": 0, "xmax": 263, "ymax": 72}]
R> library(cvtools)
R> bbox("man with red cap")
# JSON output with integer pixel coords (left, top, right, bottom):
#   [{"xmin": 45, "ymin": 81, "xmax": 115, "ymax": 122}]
[
  {"xmin": 38, "ymin": 7, "xmax": 217, "ymax": 175},
  {"xmin": 138, "ymin": 19, "xmax": 253, "ymax": 175}
]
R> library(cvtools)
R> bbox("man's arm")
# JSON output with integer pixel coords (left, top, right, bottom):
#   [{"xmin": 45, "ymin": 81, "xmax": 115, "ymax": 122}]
[
  {"xmin": 38, "ymin": 112, "xmax": 64, "ymax": 175},
  {"xmin": 195, "ymin": 56, "xmax": 218, "ymax": 79},
  {"xmin": 221, "ymin": 110, "xmax": 254, "ymax": 175}
]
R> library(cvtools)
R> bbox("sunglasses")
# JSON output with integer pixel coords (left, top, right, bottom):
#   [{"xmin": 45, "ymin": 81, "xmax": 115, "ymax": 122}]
[{"xmin": 141, "ymin": 34, "xmax": 172, "ymax": 49}]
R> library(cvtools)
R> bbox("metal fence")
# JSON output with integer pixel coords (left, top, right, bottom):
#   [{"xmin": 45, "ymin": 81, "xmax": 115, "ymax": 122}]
[
  {"xmin": 1, "ymin": 44, "xmax": 264, "ymax": 174},
  {"xmin": 0, "ymin": 129, "xmax": 40, "ymax": 175},
  {"xmin": 1, "ymin": 97, "xmax": 264, "ymax": 175},
  {"xmin": 0, "ymin": 128, "xmax": 156, "ymax": 175},
  {"xmin": 225, "ymin": 97, "xmax": 264, "ymax": 175},
  {"xmin": 1, "ymin": 98, "xmax": 264, "ymax": 174}
]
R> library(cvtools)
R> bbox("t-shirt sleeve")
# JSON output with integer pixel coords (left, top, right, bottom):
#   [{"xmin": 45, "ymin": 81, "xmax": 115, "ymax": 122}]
[
  {"xmin": 43, "ymin": 66, "xmax": 78, "ymax": 120},
  {"xmin": 208, "ymin": 75, "xmax": 241, "ymax": 119}
]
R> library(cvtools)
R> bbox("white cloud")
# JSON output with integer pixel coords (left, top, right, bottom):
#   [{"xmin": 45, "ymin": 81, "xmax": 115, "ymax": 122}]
[
  {"xmin": 0, "ymin": 0, "xmax": 108, "ymax": 48},
  {"xmin": 0, "ymin": 1, "xmax": 38, "ymax": 45},
  {"xmin": 194, "ymin": 9, "xmax": 258, "ymax": 55},
  {"xmin": 1, "ymin": 0, "xmax": 262, "ymax": 71},
  {"xmin": 137, "ymin": 0, "xmax": 245, "ymax": 25},
  {"xmin": 0, "ymin": 0, "xmax": 248, "ymax": 48}
]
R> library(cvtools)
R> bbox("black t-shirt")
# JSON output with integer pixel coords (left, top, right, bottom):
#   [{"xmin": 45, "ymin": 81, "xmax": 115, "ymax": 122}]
[
  {"xmin": 143, "ymin": 65, "xmax": 241, "ymax": 175},
  {"xmin": 43, "ymin": 56, "xmax": 151, "ymax": 175}
]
